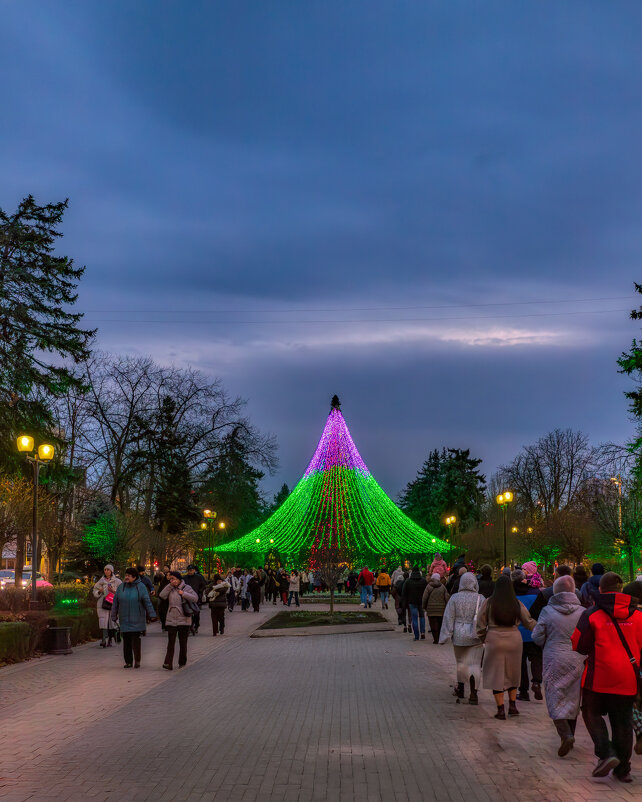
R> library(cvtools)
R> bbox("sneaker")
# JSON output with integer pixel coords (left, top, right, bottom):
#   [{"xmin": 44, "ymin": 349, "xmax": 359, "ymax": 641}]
[
  {"xmin": 469, "ymin": 690, "xmax": 478, "ymax": 705},
  {"xmin": 614, "ymin": 773, "xmax": 632, "ymax": 783},
  {"xmin": 403, "ymin": 626, "xmax": 407, "ymax": 632},
  {"xmin": 531, "ymin": 682, "xmax": 543, "ymax": 700},
  {"xmin": 517, "ymin": 692, "xmax": 531, "ymax": 702},
  {"xmin": 123, "ymin": 664, "xmax": 133, "ymax": 669},
  {"xmin": 591, "ymin": 756, "xmax": 620, "ymax": 777},
  {"xmin": 361, "ymin": 603, "xmax": 366, "ymax": 608},
  {"xmin": 558, "ymin": 737, "xmax": 574, "ymax": 757},
  {"xmin": 420, "ymin": 634, "xmax": 426, "ymax": 640},
  {"xmin": 162, "ymin": 663, "xmax": 173, "ymax": 671}
]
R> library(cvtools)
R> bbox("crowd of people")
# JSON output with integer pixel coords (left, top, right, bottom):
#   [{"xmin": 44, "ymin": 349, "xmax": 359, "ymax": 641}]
[
  {"xmin": 383, "ymin": 554, "xmax": 642, "ymax": 783},
  {"xmin": 92, "ymin": 553, "xmax": 642, "ymax": 781}
]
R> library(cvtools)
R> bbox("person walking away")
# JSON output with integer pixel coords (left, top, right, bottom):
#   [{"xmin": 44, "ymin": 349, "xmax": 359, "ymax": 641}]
[
  {"xmin": 429, "ymin": 553, "xmax": 448, "ymax": 579},
  {"xmin": 159, "ymin": 571, "xmax": 198, "ymax": 670},
  {"xmin": 357, "ymin": 566, "xmax": 375, "ymax": 608},
  {"xmin": 402, "ymin": 566, "xmax": 428, "ymax": 641},
  {"xmin": 183, "ymin": 564, "xmax": 206, "ymax": 634},
  {"xmin": 206, "ymin": 573, "xmax": 229, "ymax": 635},
  {"xmin": 422, "ymin": 573, "xmax": 450, "ymax": 644},
  {"xmin": 512, "ymin": 568, "xmax": 543, "ymax": 701},
  {"xmin": 439, "ymin": 572, "xmax": 485, "ymax": 704},
  {"xmin": 476, "ymin": 574, "xmax": 536, "ymax": 719},
  {"xmin": 391, "ymin": 571, "xmax": 407, "ymax": 628},
  {"xmin": 572, "ymin": 572, "xmax": 642, "ymax": 781},
  {"xmin": 531, "ymin": 575, "xmax": 585, "ymax": 756},
  {"xmin": 390, "ymin": 565, "xmax": 404, "ymax": 585},
  {"xmin": 156, "ymin": 566, "xmax": 171, "ymax": 630},
  {"xmin": 267, "ymin": 569, "xmax": 279, "ymax": 604},
  {"xmin": 530, "ymin": 565, "xmax": 582, "ymax": 621},
  {"xmin": 376, "ymin": 569, "xmax": 392, "ymax": 609},
  {"xmin": 446, "ymin": 555, "xmax": 466, "ymax": 594},
  {"xmin": 248, "ymin": 570, "xmax": 261, "ymax": 612},
  {"xmin": 93, "ymin": 564, "xmax": 121, "ymax": 647},
  {"xmin": 477, "ymin": 565, "xmax": 494, "ymax": 599},
  {"xmin": 279, "ymin": 570, "xmax": 289, "ymax": 604},
  {"xmin": 287, "ymin": 570, "xmax": 301, "ymax": 607},
  {"xmin": 573, "ymin": 564, "xmax": 588, "ymax": 592},
  {"xmin": 580, "ymin": 563, "xmax": 605, "ymax": 608},
  {"xmin": 300, "ymin": 570, "xmax": 309, "ymax": 596},
  {"xmin": 111, "ymin": 566, "xmax": 157, "ymax": 668}
]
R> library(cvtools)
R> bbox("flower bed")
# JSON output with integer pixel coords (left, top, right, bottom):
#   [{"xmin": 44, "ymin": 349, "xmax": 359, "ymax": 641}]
[{"xmin": 258, "ymin": 610, "xmax": 387, "ymax": 629}]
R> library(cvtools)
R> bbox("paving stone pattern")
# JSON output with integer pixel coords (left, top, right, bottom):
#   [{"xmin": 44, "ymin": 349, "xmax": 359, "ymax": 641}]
[{"xmin": 1, "ymin": 602, "xmax": 639, "ymax": 801}]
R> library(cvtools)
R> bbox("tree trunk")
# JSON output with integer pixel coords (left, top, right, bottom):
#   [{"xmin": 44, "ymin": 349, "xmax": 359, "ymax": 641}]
[{"xmin": 330, "ymin": 588, "xmax": 334, "ymax": 616}]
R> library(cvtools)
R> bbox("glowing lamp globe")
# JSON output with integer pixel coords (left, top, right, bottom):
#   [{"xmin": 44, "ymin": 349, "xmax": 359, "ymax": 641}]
[
  {"xmin": 38, "ymin": 444, "xmax": 54, "ymax": 461},
  {"xmin": 17, "ymin": 435, "xmax": 34, "ymax": 453}
]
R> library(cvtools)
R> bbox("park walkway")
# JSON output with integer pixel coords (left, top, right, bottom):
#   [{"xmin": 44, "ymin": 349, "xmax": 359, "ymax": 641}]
[{"xmin": 0, "ymin": 602, "xmax": 639, "ymax": 802}]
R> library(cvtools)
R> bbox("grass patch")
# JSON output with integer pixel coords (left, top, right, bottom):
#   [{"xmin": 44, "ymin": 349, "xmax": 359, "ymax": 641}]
[{"xmin": 258, "ymin": 610, "xmax": 387, "ymax": 630}]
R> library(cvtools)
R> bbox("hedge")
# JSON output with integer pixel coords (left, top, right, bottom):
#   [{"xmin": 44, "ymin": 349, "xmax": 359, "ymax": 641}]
[{"xmin": 0, "ymin": 622, "xmax": 33, "ymax": 662}]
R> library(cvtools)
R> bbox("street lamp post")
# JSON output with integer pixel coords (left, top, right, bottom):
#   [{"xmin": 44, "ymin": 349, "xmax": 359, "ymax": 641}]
[
  {"xmin": 16, "ymin": 436, "xmax": 54, "ymax": 602},
  {"xmin": 203, "ymin": 509, "xmax": 217, "ymax": 580},
  {"xmin": 496, "ymin": 491, "xmax": 514, "ymax": 569},
  {"xmin": 445, "ymin": 515, "xmax": 457, "ymax": 565}
]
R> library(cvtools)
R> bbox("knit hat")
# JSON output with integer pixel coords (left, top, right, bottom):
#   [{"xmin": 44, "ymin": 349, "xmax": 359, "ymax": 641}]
[
  {"xmin": 553, "ymin": 575, "xmax": 576, "ymax": 594},
  {"xmin": 103, "ymin": 564, "xmax": 115, "ymax": 575},
  {"xmin": 511, "ymin": 569, "xmax": 525, "ymax": 582},
  {"xmin": 431, "ymin": 573, "xmax": 441, "ymax": 582},
  {"xmin": 522, "ymin": 561, "xmax": 538, "ymax": 576}
]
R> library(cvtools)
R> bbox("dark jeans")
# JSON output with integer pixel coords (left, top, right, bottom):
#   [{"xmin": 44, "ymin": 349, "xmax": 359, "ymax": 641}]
[
  {"xmin": 210, "ymin": 607, "xmax": 225, "ymax": 634},
  {"xmin": 165, "ymin": 625, "xmax": 190, "ymax": 667},
  {"xmin": 122, "ymin": 632, "xmax": 141, "ymax": 666},
  {"xmin": 191, "ymin": 609, "xmax": 201, "ymax": 630},
  {"xmin": 554, "ymin": 718, "xmax": 577, "ymax": 740},
  {"xmin": 409, "ymin": 604, "xmax": 425, "ymax": 639},
  {"xmin": 582, "ymin": 688, "xmax": 635, "ymax": 776},
  {"xmin": 428, "ymin": 615, "xmax": 443, "ymax": 643},
  {"xmin": 228, "ymin": 590, "xmax": 236, "ymax": 611},
  {"xmin": 287, "ymin": 591, "xmax": 300, "ymax": 607},
  {"xmin": 519, "ymin": 641, "xmax": 543, "ymax": 692}
]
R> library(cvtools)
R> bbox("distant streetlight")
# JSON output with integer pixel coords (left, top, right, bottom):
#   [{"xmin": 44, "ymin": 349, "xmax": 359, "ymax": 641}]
[
  {"xmin": 445, "ymin": 515, "xmax": 457, "ymax": 563},
  {"xmin": 202, "ymin": 509, "xmax": 217, "ymax": 580},
  {"xmin": 496, "ymin": 491, "xmax": 514, "ymax": 567},
  {"xmin": 16, "ymin": 436, "xmax": 54, "ymax": 602}
]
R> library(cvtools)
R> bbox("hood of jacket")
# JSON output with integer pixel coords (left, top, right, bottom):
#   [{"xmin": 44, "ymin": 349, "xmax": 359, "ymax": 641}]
[
  {"xmin": 549, "ymin": 591, "xmax": 582, "ymax": 614},
  {"xmin": 428, "ymin": 578, "xmax": 442, "ymax": 588},
  {"xmin": 594, "ymin": 591, "xmax": 638, "ymax": 620}
]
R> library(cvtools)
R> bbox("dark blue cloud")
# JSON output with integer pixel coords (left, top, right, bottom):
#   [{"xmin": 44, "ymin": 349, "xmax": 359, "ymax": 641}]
[{"xmin": 0, "ymin": 1, "xmax": 640, "ymax": 494}]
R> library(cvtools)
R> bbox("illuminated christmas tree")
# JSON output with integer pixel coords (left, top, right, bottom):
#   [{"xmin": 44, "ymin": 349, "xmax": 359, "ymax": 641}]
[{"xmin": 216, "ymin": 396, "xmax": 448, "ymax": 564}]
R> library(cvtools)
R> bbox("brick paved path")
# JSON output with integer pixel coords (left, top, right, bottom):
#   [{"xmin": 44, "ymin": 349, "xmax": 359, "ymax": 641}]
[{"xmin": 1, "ymin": 603, "xmax": 639, "ymax": 801}]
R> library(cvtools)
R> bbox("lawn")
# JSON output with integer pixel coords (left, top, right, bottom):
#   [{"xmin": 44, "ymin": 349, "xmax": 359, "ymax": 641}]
[{"xmin": 258, "ymin": 610, "xmax": 387, "ymax": 630}]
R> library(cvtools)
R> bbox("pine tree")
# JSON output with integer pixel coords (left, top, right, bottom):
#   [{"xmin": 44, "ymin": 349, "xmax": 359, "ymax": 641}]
[{"xmin": 0, "ymin": 195, "xmax": 94, "ymax": 467}]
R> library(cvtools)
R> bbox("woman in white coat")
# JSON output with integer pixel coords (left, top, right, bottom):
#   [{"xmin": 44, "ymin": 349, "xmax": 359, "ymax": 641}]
[
  {"xmin": 93, "ymin": 564, "xmax": 121, "ymax": 647},
  {"xmin": 439, "ymin": 572, "xmax": 485, "ymax": 704}
]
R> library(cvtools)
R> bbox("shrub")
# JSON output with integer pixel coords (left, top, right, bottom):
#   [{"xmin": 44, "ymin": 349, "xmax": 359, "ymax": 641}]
[
  {"xmin": 0, "ymin": 585, "xmax": 29, "ymax": 613},
  {"xmin": 0, "ymin": 622, "xmax": 33, "ymax": 662},
  {"xmin": 47, "ymin": 610, "xmax": 101, "ymax": 646}
]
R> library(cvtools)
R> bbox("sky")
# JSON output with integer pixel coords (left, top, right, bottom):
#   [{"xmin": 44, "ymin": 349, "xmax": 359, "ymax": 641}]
[{"xmin": 2, "ymin": 1, "xmax": 641, "ymax": 499}]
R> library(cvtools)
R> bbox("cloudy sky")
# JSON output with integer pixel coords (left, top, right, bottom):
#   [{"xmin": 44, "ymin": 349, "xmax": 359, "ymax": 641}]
[{"xmin": 2, "ymin": 2, "xmax": 641, "ymax": 497}]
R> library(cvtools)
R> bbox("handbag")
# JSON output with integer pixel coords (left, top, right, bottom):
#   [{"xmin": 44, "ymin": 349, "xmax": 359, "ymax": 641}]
[
  {"xmin": 606, "ymin": 611, "xmax": 642, "ymax": 703},
  {"xmin": 102, "ymin": 591, "xmax": 114, "ymax": 610},
  {"xmin": 181, "ymin": 596, "xmax": 200, "ymax": 617}
]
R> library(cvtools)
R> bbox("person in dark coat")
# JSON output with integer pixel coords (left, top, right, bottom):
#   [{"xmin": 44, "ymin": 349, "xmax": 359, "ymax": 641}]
[
  {"xmin": 402, "ymin": 567, "xmax": 428, "ymax": 641},
  {"xmin": 573, "ymin": 564, "xmax": 588, "ymax": 591},
  {"xmin": 477, "ymin": 565, "xmax": 495, "ymax": 599},
  {"xmin": 248, "ymin": 571, "xmax": 261, "ymax": 611},
  {"xmin": 205, "ymin": 574, "xmax": 230, "ymax": 635},
  {"xmin": 447, "ymin": 555, "xmax": 467, "ymax": 594},
  {"xmin": 580, "ymin": 563, "xmax": 605, "ymax": 608},
  {"xmin": 137, "ymin": 565, "xmax": 155, "ymax": 596},
  {"xmin": 512, "ymin": 569, "xmax": 543, "ymax": 701},
  {"xmin": 279, "ymin": 570, "xmax": 289, "ymax": 605},
  {"xmin": 183, "ymin": 564, "xmax": 207, "ymax": 634},
  {"xmin": 111, "ymin": 567, "xmax": 157, "ymax": 668}
]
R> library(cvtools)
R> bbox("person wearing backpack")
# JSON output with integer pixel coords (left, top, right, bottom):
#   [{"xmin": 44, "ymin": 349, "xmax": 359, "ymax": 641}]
[
  {"xmin": 110, "ymin": 566, "xmax": 157, "ymax": 668},
  {"xmin": 572, "ymin": 572, "xmax": 642, "ymax": 781},
  {"xmin": 159, "ymin": 571, "xmax": 199, "ymax": 670},
  {"xmin": 422, "ymin": 573, "xmax": 450, "ymax": 644}
]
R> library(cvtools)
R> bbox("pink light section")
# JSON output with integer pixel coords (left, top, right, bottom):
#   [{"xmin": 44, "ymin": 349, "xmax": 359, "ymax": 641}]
[{"xmin": 304, "ymin": 409, "xmax": 370, "ymax": 475}]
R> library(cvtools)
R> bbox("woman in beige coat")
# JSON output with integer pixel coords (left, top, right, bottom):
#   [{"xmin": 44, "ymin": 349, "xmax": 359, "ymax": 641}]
[
  {"xmin": 476, "ymin": 574, "xmax": 536, "ymax": 720},
  {"xmin": 159, "ymin": 571, "xmax": 199, "ymax": 670},
  {"xmin": 93, "ymin": 564, "xmax": 121, "ymax": 647}
]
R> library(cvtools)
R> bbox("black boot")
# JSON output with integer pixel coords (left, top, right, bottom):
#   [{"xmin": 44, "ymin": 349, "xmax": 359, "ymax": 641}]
[
  {"xmin": 494, "ymin": 704, "xmax": 506, "ymax": 720},
  {"xmin": 469, "ymin": 677, "xmax": 478, "ymax": 705},
  {"xmin": 508, "ymin": 700, "xmax": 519, "ymax": 716},
  {"xmin": 453, "ymin": 682, "xmax": 465, "ymax": 699}
]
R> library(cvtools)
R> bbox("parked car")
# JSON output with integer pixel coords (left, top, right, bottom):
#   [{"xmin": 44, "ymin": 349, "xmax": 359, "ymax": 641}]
[{"xmin": 0, "ymin": 569, "xmax": 53, "ymax": 588}]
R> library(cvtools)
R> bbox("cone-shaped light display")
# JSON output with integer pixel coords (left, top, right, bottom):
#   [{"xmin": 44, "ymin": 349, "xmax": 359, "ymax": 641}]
[{"xmin": 217, "ymin": 396, "xmax": 448, "ymax": 560}]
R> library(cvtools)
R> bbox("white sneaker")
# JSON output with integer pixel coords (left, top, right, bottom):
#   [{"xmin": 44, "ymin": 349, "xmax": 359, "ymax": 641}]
[{"xmin": 360, "ymin": 603, "xmax": 366, "ymax": 608}]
